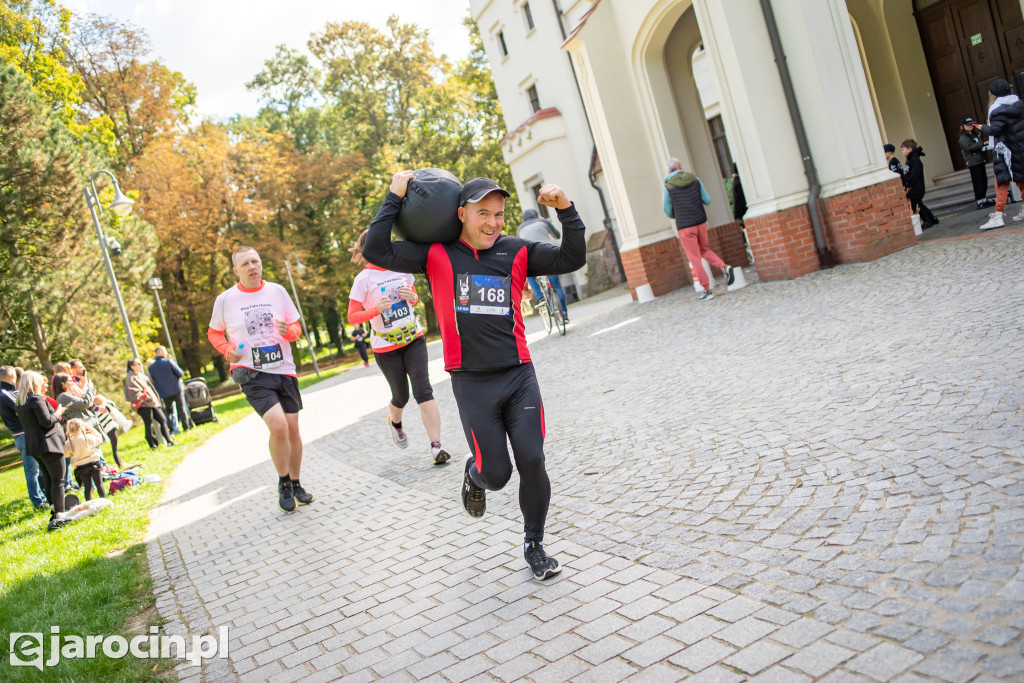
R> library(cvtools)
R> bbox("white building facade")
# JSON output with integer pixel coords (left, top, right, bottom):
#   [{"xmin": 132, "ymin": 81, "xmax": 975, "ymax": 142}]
[
  {"xmin": 469, "ymin": 0, "xmax": 623, "ymax": 298},
  {"xmin": 474, "ymin": 0, "xmax": 1024, "ymax": 299}
]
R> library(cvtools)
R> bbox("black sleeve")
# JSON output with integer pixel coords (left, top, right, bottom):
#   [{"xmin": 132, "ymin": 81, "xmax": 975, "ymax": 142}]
[
  {"xmin": 904, "ymin": 158, "xmax": 923, "ymax": 189},
  {"xmin": 963, "ymin": 136, "xmax": 984, "ymax": 154},
  {"xmin": 362, "ymin": 192, "xmax": 432, "ymax": 275},
  {"xmin": 30, "ymin": 396, "xmax": 59, "ymax": 430},
  {"xmin": 981, "ymin": 113, "xmax": 1005, "ymax": 139},
  {"xmin": 525, "ymin": 204, "xmax": 588, "ymax": 277},
  {"xmin": 171, "ymin": 361, "xmax": 184, "ymax": 379}
]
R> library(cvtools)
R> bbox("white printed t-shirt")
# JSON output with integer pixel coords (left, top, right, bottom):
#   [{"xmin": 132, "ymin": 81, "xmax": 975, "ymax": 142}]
[
  {"xmin": 209, "ymin": 281, "xmax": 301, "ymax": 375},
  {"xmin": 349, "ymin": 265, "xmax": 423, "ymax": 352}
]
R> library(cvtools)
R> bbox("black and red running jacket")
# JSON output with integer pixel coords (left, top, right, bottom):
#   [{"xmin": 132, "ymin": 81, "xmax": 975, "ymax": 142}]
[{"xmin": 363, "ymin": 191, "xmax": 587, "ymax": 372}]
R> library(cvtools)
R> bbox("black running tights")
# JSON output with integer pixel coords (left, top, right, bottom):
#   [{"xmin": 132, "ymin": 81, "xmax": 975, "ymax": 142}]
[
  {"xmin": 451, "ymin": 363, "xmax": 549, "ymax": 543},
  {"xmin": 33, "ymin": 452, "xmax": 67, "ymax": 513}
]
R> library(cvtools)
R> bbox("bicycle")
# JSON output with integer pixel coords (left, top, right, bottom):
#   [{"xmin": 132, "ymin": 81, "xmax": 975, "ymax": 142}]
[{"xmin": 535, "ymin": 275, "xmax": 566, "ymax": 336}]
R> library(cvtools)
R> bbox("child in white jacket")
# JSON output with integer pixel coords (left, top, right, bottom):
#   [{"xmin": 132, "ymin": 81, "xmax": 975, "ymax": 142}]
[{"xmin": 65, "ymin": 419, "xmax": 106, "ymax": 501}]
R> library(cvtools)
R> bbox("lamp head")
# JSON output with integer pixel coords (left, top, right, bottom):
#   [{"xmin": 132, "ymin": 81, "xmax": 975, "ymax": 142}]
[
  {"xmin": 293, "ymin": 255, "xmax": 307, "ymax": 274},
  {"xmin": 109, "ymin": 186, "xmax": 135, "ymax": 216}
]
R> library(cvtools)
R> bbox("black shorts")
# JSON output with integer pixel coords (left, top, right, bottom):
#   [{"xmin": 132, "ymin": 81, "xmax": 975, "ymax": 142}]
[
  {"xmin": 374, "ymin": 336, "xmax": 434, "ymax": 409},
  {"xmin": 238, "ymin": 370, "xmax": 302, "ymax": 417}
]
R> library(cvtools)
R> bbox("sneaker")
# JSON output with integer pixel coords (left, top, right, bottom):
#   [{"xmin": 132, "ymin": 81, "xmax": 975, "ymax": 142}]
[
  {"xmin": 431, "ymin": 443, "xmax": 451, "ymax": 466},
  {"xmin": 461, "ymin": 457, "xmax": 485, "ymax": 517},
  {"xmin": 980, "ymin": 212, "xmax": 1004, "ymax": 230},
  {"xmin": 524, "ymin": 541, "xmax": 561, "ymax": 580},
  {"xmin": 292, "ymin": 482, "xmax": 314, "ymax": 505},
  {"xmin": 47, "ymin": 515, "xmax": 68, "ymax": 532},
  {"xmin": 388, "ymin": 416, "xmax": 408, "ymax": 449},
  {"xmin": 278, "ymin": 480, "xmax": 296, "ymax": 513},
  {"xmin": 698, "ymin": 289, "xmax": 715, "ymax": 302},
  {"xmin": 724, "ymin": 265, "xmax": 735, "ymax": 286}
]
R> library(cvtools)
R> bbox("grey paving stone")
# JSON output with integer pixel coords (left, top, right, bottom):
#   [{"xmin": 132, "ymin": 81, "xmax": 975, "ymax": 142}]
[
  {"xmin": 784, "ymin": 641, "xmax": 855, "ymax": 677},
  {"xmin": 770, "ymin": 617, "xmax": 834, "ymax": 648},
  {"xmin": 846, "ymin": 643, "xmax": 923, "ymax": 681},
  {"xmin": 668, "ymin": 638, "xmax": 737, "ymax": 673},
  {"xmin": 723, "ymin": 640, "xmax": 791, "ymax": 675}
]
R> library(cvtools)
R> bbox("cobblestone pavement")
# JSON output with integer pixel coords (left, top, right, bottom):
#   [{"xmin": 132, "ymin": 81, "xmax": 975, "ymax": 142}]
[{"xmin": 149, "ymin": 231, "xmax": 1024, "ymax": 681}]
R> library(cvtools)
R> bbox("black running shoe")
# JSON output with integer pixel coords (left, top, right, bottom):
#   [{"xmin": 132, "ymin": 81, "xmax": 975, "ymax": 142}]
[
  {"xmin": 47, "ymin": 516, "xmax": 68, "ymax": 532},
  {"xmin": 292, "ymin": 483, "xmax": 314, "ymax": 506},
  {"xmin": 724, "ymin": 265, "xmax": 736, "ymax": 287},
  {"xmin": 698, "ymin": 290, "xmax": 715, "ymax": 302},
  {"xmin": 461, "ymin": 457, "xmax": 485, "ymax": 517},
  {"xmin": 525, "ymin": 541, "xmax": 561, "ymax": 580},
  {"xmin": 278, "ymin": 480, "xmax": 296, "ymax": 513}
]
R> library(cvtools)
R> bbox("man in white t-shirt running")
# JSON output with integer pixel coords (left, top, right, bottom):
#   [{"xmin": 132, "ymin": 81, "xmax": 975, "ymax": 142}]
[{"xmin": 208, "ymin": 246, "xmax": 315, "ymax": 513}]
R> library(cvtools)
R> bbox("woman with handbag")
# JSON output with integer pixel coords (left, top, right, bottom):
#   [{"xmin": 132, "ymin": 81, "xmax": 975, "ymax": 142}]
[
  {"xmin": 15, "ymin": 370, "xmax": 71, "ymax": 531},
  {"xmin": 124, "ymin": 358, "xmax": 174, "ymax": 451}
]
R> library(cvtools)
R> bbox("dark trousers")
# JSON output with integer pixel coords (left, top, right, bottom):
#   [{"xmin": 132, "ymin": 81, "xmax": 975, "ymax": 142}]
[
  {"xmin": 33, "ymin": 452, "xmax": 67, "ymax": 513},
  {"xmin": 162, "ymin": 392, "xmax": 194, "ymax": 430},
  {"xmin": 138, "ymin": 406, "xmax": 172, "ymax": 448},
  {"xmin": 74, "ymin": 462, "xmax": 105, "ymax": 500},
  {"xmin": 106, "ymin": 428, "xmax": 123, "ymax": 468},
  {"xmin": 909, "ymin": 197, "xmax": 938, "ymax": 226},
  {"xmin": 355, "ymin": 341, "xmax": 369, "ymax": 363},
  {"xmin": 969, "ymin": 164, "xmax": 988, "ymax": 202}
]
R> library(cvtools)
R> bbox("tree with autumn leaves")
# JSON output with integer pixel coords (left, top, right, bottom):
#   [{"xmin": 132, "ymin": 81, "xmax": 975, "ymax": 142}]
[{"xmin": 2, "ymin": 4, "xmax": 514, "ymax": 387}]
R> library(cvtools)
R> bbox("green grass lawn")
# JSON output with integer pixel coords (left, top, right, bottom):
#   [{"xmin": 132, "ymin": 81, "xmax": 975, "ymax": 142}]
[{"xmin": 0, "ymin": 362, "xmax": 353, "ymax": 681}]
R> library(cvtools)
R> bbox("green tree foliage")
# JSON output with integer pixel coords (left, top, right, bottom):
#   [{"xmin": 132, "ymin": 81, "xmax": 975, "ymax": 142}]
[
  {"xmin": 0, "ymin": 63, "xmax": 157, "ymax": 394},
  {"xmin": 0, "ymin": 0, "xmax": 82, "ymax": 124}
]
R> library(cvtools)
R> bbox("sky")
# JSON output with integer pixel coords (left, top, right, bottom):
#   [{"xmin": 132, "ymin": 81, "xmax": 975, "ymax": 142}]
[{"xmin": 64, "ymin": 0, "xmax": 474, "ymax": 120}]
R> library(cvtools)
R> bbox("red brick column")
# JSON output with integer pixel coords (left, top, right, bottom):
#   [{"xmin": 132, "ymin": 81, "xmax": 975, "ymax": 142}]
[
  {"xmin": 707, "ymin": 222, "xmax": 750, "ymax": 267},
  {"xmin": 744, "ymin": 205, "xmax": 820, "ymax": 281},
  {"xmin": 744, "ymin": 177, "xmax": 917, "ymax": 281},
  {"xmin": 822, "ymin": 177, "xmax": 917, "ymax": 262},
  {"xmin": 619, "ymin": 236, "xmax": 691, "ymax": 299}
]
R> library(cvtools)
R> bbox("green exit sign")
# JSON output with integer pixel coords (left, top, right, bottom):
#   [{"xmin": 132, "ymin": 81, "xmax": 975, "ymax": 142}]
[{"xmin": 971, "ymin": 33, "xmax": 983, "ymax": 46}]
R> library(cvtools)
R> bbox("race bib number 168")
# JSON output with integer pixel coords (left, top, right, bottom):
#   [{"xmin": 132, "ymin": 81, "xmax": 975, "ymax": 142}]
[{"xmin": 455, "ymin": 274, "xmax": 511, "ymax": 316}]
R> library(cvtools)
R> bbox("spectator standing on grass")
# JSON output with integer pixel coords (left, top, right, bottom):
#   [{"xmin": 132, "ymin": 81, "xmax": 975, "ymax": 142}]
[
  {"xmin": 0, "ymin": 366, "xmax": 47, "ymax": 509},
  {"xmin": 69, "ymin": 359, "xmax": 125, "ymax": 469},
  {"xmin": 124, "ymin": 358, "xmax": 174, "ymax": 451},
  {"xmin": 149, "ymin": 346, "xmax": 195, "ymax": 433},
  {"xmin": 15, "ymin": 370, "xmax": 69, "ymax": 531},
  {"xmin": 65, "ymin": 418, "xmax": 106, "ymax": 501}
]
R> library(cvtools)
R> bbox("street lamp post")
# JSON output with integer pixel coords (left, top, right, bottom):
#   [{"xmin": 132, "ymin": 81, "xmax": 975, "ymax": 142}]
[
  {"xmin": 84, "ymin": 170, "xmax": 138, "ymax": 360},
  {"xmin": 147, "ymin": 277, "xmax": 175, "ymax": 359},
  {"xmin": 284, "ymin": 255, "xmax": 320, "ymax": 378}
]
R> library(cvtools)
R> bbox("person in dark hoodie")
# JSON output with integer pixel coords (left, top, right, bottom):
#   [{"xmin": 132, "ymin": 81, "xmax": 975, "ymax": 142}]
[
  {"xmin": 977, "ymin": 78, "xmax": 1024, "ymax": 229},
  {"xmin": 663, "ymin": 159, "xmax": 734, "ymax": 301},
  {"xmin": 959, "ymin": 117, "xmax": 993, "ymax": 210},
  {"xmin": 900, "ymin": 140, "xmax": 939, "ymax": 229}
]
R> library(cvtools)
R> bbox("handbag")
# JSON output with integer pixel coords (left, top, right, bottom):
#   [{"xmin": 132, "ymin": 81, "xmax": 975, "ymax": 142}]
[{"xmin": 131, "ymin": 390, "xmax": 146, "ymax": 411}]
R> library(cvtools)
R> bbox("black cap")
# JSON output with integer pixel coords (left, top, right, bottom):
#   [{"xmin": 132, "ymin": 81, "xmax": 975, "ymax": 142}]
[
  {"xmin": 990, "ymin": 79, "xmax": 1012, "ymax": 97},
  {"xmin": 961, "ymin": 117, "xmax": 974, "ymax": 126},
  {"xmin": 459, "ymin": 178, "xmax": 510, "ymax": 206},
  {"xmin": 883, "ymin": 143, "xmax": 895, "ymax": 153}
]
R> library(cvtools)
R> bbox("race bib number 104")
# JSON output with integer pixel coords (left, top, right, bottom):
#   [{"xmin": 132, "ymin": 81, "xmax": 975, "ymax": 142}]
[{"xmin": 456, "ymin": 274, "xmax": 512, "ymax": 316}]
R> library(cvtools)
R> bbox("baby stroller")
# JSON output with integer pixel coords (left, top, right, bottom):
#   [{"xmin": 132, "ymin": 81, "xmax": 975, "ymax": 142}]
[{"xmin": 184, "ymin": 378, "xmax": 218, "ymax": 425}]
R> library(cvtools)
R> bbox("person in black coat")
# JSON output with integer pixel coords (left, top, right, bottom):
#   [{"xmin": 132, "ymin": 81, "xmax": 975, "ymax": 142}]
[
  {"xmin": 959, "ymin": 118, "xmax": 992, "ymax": 210},
  {"xmin": 978, "ymin": 78, "xmax": 1024, "ymax": 229},
  {"xmin": 900, "ymin": 140, "xmax": 939, "ymax": 229},
  {"xmin": 15, "ymin": 370, "xmax": 70, "ymax": 530}
]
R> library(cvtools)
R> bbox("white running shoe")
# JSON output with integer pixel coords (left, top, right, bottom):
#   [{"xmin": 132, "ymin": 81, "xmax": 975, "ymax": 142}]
[{"xmin": 387, "ymin": 416, "xmax": 408, "ymax": 448}]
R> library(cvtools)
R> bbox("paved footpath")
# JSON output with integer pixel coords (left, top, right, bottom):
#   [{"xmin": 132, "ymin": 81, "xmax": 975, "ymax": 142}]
[{"xmin": 149, "ymin": 230, "xmax": 1024, "ymax": 682}]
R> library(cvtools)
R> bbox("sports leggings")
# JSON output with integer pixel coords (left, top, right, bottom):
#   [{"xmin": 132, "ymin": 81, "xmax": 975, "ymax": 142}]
[
  {"xmin": 451, "ymin": 363, "xmax": 549, "ymax": 543},
  {"xmin": 375, "ymin": 336, "xmax": 433, "ymax": 409}
]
